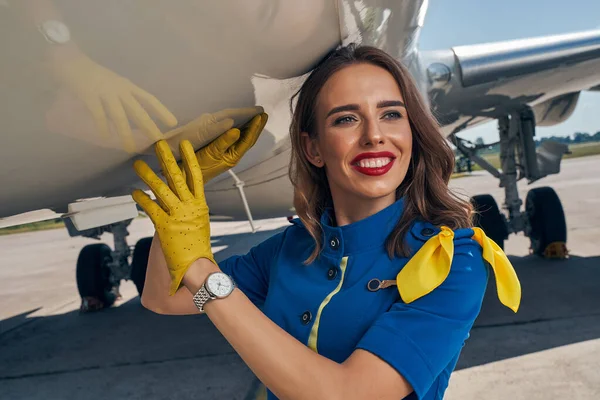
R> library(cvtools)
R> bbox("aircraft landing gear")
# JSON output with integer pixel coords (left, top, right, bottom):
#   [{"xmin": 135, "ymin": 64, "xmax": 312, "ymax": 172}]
[
  {"xmin": 76, "ymin": 243, "xmax": 117, "ymax": 312},
  {"xmin": 525, "ymin": 187, "xmax": 568, "ymax": 258},
  {"xmin": 470, "ymin": 194, "xmax": 509, "ymax": 249},
  {"xmin": 453, "ymin": 108, "xmax": 569, "ymax": 258},
  {"xmin": 68, "ymin": 218, "xmax": 152, "ymax": 312}
]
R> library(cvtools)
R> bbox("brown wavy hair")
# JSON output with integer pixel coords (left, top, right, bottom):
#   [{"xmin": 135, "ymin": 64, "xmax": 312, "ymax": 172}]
[{"xmin": 289, "ymin": 44, "xmax": 473, "ymax": 263}]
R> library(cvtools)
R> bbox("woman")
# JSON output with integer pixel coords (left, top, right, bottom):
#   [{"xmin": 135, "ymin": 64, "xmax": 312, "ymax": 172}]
[{"xmin": 132, "ymin": 44, "xmax": 521, "ymax": 400}]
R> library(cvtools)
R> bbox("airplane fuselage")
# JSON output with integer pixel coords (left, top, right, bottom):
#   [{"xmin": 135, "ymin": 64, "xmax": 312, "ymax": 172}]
[
  {"xmin": 2, "ymin": 0, "xmax": 600, "ymax": 223},
  {"xmin": 0, "ymin": 0, "xmax": 430, "ymax": 221}
]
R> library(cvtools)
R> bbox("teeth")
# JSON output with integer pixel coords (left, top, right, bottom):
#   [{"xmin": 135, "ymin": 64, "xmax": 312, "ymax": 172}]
[{"xmin": 357, "ymin": 157, "xmax": 392, "ymax": 168}]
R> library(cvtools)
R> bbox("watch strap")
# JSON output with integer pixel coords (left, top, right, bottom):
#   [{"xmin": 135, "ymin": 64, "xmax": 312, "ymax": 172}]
[{"xmin": 192, "ymin": 284, "xmax": 215, "ymax": 312}]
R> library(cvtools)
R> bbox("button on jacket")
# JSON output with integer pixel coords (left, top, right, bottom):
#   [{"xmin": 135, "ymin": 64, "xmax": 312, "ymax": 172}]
[{"xmin": 220, "ymin": 198, "xmax": 492, "ymax": 399}]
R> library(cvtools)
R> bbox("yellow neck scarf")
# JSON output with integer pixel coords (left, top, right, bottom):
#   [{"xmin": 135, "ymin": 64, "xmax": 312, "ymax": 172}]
[{"xmin": 396, "ymin": 226, "xmax": 521, "ymax": 313}]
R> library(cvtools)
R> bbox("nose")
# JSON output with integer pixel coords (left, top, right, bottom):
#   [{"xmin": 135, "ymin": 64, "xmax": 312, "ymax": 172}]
[{"xmin": 360, "ymin": 115, "xmax": 385, "ymax": 147}]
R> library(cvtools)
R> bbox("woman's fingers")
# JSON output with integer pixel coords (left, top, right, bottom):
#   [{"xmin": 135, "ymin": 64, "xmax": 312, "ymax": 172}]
[
  {"xmin": 233, "ymin": 113, "xmax": 268, "ymax": 155},
  {"xmin": 211, "ymin": 106, "xmax": 263, "ymax": 123},
  {"xmin": 131, "ymin": 189, "xmax": 165, "ymax": 223},
  {"xmin": 180, "ymin": 140, "xmax": 206, "ymax": 199},
  {"xmin": 155, "ymin": 140, "xmax": 193, "ymax": 203},
  {"xmin": 205, "ymin": 128, "xmax": 240, "ymax": 159},
  {"xmin": 133, "ymin": 159, "xmax": 181, "ymax": 213}
]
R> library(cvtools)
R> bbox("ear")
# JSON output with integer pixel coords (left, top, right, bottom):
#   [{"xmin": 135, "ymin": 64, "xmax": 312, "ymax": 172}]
[{"xmin": 301, "ymin": 132, "xmax": 324, "ymax": 168}]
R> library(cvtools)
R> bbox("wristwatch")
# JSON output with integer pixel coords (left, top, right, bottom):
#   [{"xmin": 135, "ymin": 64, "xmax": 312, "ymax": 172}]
[
  {"xmin": 38, "ymin": 20, "xmax": 71, "ymax": 44},
  {"xmin": 193, "ymin": 272, "xmax": 235, "ymax": 312}
]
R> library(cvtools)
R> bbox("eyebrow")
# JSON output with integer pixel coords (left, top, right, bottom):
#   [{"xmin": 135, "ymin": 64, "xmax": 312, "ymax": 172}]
[{"xmin": 326, "ymin": 100, "xmax": 406, "ymax": 118}]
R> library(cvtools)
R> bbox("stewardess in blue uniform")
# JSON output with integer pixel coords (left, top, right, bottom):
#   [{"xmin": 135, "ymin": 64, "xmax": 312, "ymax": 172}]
[{"xmin": 132, "ymin": 44, "xmax": 522, "ymax": 400}]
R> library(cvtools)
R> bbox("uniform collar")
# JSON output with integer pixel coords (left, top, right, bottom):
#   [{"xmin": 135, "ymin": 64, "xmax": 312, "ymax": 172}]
[{"xmin": 319, "ymin": 198, "xmax": 405, "ymax": 257}]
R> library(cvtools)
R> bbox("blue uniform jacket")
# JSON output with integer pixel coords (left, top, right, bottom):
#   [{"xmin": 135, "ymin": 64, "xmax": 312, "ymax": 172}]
[{"xmin": 219, "ymin": 198, "xmax": 489, "ymax": 399}]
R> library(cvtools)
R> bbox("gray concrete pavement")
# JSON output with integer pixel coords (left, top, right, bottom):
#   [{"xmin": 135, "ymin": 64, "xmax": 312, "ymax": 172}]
[
  {"xmin": 445, "ymin": 155, "xmax": 600, "ymax": 399},
  {"xmin": 0, "ymin": 217, "xmax": 290, "ymax": 400},
  {"xmin": 1, "ymin": 156, "xmax": 599, "ymax": 399}
]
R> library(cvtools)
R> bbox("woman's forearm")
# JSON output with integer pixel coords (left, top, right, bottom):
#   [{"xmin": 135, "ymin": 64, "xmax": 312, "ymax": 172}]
[
  {"xmin": 140, "ymin": 233, "xmax": 200, "ymax": 315},
  {"xmin": 183, "ymin": 259, "xmax": 348, "ymax": 400}
]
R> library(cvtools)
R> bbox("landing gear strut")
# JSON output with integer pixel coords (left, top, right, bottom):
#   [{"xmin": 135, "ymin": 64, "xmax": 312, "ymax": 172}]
[
  {"xmin": 452, "ymin": 107, "xmax": 569, "ymax": 257},
  {"xmin": 228, "ymin": 169, "xmax": 257, "ymax": 233}
]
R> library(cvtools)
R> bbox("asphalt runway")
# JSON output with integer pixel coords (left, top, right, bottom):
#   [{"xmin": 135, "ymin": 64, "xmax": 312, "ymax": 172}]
[{"xmin": 1, "ymin": 155, "xmax": 599, "ymax": 399}]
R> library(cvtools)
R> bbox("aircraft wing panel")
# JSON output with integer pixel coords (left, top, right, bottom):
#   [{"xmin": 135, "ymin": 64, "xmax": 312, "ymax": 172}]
[
  {"xmin": 454, "ymin": 30, "xmax": 600, "ymax": 88},
  {"xmin": 423, "ymin": 30, "xmax": 600, "ymax": 135}
]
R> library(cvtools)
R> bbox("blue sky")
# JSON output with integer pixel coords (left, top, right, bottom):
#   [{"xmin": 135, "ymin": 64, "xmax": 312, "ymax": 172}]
[{"xmin": 418, "ymin": 0, "xmax": 600, "ymax": 142}]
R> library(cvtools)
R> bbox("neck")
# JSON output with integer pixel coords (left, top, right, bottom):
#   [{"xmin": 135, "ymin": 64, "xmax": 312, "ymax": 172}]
[{"xmin": 330, "ymin": 191, "xmax": 396, "ymax": 227}]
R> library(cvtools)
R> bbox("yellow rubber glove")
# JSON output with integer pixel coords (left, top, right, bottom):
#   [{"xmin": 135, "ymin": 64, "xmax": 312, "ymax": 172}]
[
  {"xmin": 397, "ymin": 226, "xmax": 521, "ymax": 312},
  {"xmin": 52, "ymin": 52, "xmax": 177, "ymax": 153},
  {"xmin": 131, "ymin": 140, "xmax": 214, "ymax": 296},
  {"xmin": 195, "ymin": 112, "xmax": 268, "ymax": 181}
]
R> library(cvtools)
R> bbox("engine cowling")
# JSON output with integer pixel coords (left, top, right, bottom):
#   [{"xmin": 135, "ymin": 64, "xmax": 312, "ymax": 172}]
[{"xmin": 532, "ymin": 92, "xmax": 580, "ymax": 127}]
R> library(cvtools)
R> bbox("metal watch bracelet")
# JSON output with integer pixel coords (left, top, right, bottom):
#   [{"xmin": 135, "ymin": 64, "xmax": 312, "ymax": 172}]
[{"xmin": 192, "ymin": 284, "xmax": 214, "ymax": 312}]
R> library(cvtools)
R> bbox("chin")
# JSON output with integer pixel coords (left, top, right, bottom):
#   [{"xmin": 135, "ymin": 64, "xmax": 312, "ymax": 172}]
[
  {"xmin": 350, "ymin": 165, "xmax": 406, "ymax": 192},
  {"xmin": 356, "ymin": 184, "xmax": 398, "ymax": 200}
]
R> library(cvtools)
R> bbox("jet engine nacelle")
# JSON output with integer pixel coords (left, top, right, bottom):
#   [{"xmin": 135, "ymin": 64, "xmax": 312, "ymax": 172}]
[{"xmin": 532, "ymin": 92, "xmax": 580, "ymax": 127}]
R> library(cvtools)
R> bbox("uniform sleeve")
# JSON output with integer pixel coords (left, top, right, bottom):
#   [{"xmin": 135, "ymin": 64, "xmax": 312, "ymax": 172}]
[
  {"xmin": 217, "ymin": 230, "xmax": 286, "ymax": 308},
  {"xmin": 355, "ymin": 237, "xmax": 489, "ymax": 398}
]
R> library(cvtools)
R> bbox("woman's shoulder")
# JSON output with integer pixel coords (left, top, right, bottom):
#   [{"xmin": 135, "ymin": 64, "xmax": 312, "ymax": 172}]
[
  {"xmin": 286, "ymin": 217, "xmax": 312, "ymax": 235},
  {"xmin": 398, "ymin": 220, "xmax": 485, "ymax": 305},
  {"xmin": 266, "ymin": 217, "xmax": 315, "ymax": 248},
  {"xmin": 401, "ymin": 219, "xmax": 521, "ymax": 312},
  {"xmin": 405, "ymin": 220, "xmax": 479, "ymax": 257}
]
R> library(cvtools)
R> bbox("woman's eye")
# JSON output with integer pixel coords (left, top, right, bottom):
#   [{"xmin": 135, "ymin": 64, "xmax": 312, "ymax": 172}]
[
  {"xmin": 333, "ymin": 115, "xmax": 357, "ymax": 125},
  {"xmin": 382, "ymin": 111, "xmax": 402, "ymax": 120}
]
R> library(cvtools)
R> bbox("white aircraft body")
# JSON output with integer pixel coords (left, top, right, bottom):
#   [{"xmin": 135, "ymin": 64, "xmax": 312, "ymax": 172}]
[{"xmin": 1, "ymin": 0, "xmax": 599, "ymax": 308}]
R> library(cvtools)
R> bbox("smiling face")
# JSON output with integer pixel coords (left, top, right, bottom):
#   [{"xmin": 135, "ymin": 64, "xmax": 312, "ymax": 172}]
[{"xmin": 302, "ymin": 62, "xmax": 413, "ymax": 212}]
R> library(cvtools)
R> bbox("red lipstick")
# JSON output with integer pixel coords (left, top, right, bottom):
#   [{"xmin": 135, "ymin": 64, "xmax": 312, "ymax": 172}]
[{"xmin": 351, "ymin": 152, "xmax": 396, "ymax": 176}]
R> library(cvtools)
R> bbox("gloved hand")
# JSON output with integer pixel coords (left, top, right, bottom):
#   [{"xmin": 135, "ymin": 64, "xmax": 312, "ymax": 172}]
[
  {"xmin": 195, "ymin": 112, "xmax": 268, "ymax": 181},
  {"xmin": 132, "ymin": 139, "xmax": 214, "ymax": 296},
  {"xmin": 51, "ymin": 51, "xmax": 177, "ymax": 153},
  {"xmin": 162, "ymin": 109, "xmax": 268, "ymax": 182}
]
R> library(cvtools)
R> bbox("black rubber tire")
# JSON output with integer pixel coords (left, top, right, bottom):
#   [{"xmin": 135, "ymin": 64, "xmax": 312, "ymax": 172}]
[
  {"xmin": 130, "ymin": 237, "xmax": 153, "ymax": 296},
  {"xmin": 76, "ymin": 243, "xmax": 116, "ymax": 308},
  {"xmin": 470, "ymin": 194, "xmax": 509, "ymax": 250},
  {"xmin": 525, "ymin": 187, "xmax": 567, "ymax": 256}
]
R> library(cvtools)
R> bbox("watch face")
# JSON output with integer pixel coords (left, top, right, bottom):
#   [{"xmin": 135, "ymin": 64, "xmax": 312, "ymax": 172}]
[{"xmin": 206, "ymin": 273, "xmax": 234, "ymax": 298}]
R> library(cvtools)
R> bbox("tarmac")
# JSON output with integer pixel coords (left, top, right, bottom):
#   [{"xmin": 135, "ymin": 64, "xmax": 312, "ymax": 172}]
[{"xmin": 1, "ymin": 155, "xmax": 599, "ymax": 399}]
